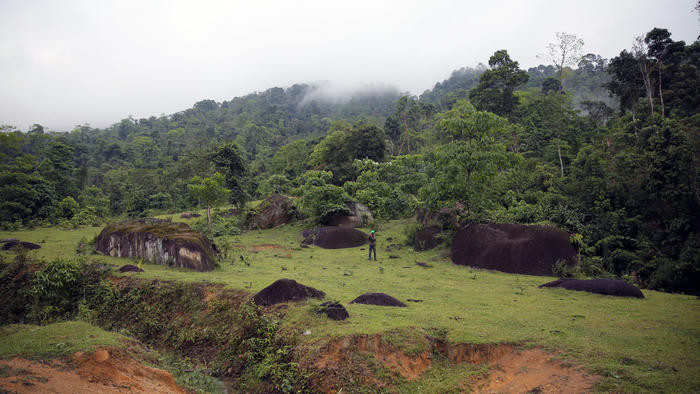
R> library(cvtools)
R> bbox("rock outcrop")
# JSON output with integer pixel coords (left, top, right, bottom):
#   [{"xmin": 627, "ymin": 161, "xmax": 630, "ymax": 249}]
[
  {"xmin": 252, "ymin": 278, "xmax": 325, "ymax": 306},
  {"xmin": 350, "ymin": 293, "xmax": 407, "ymax": 307},
  {"xmin": 1, "ymin": 240, "xmax": 41, "ymax": 250},
  {"xmin": 95, "ymin": 218, "xmax": 217, "ymax": 271},
  {"xmin": 316, "ymin": 301, "xmax": 350, "ymax": 320},
  {"xmin": 301, "ymin": 226, "xmax": 368, "ymax": 249},
  {"xmin": 539, "ymin": 278, "xmax": 644, "ymax": 298},
  {"xmin": 247, "ymin": 194, "xmax": 296, "ymax": 230},
  {"xmin": 451, "ymin": 223, "xmax": 577, "ymax": 276},
  {"xmin": 327, "ymin": 202, "xmax": 373, "ymax": 227},
  {"xmin": 414, "ymin": 225, "xmax": 441, "ymax": 251}
]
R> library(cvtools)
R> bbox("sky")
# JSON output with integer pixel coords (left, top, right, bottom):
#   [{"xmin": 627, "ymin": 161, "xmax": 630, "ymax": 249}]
[{"xmin": 0, "ymin": 0, "xmax": 697, "ymax": 132}]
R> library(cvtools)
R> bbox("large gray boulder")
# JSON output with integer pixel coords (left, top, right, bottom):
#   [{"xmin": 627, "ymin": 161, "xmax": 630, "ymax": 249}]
[{"xmin": 95, "ymin": 218, "xmax": 217, "ymax": 271}]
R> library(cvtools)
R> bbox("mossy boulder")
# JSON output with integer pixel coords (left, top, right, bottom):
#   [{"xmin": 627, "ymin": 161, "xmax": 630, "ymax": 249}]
[
  {"xmin": 247, "ymin": 194, "xmax": 296, "ymax": 230},
  {"xmin": 95, "ymin": 218, "xmax": 217, "ymax": 271},
  {"xmin": 327, "ymin": 202, "xmax": 373, "ymax": 227}
]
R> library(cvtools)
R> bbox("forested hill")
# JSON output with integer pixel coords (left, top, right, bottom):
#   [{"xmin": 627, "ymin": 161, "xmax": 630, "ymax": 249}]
[
  {"xmin": 1, "ymin": 28, "xmax": 698, "ymax": 294},
  {"xmin": 73, "ymin": 83, "xmax": 401, "ymax": 161}
]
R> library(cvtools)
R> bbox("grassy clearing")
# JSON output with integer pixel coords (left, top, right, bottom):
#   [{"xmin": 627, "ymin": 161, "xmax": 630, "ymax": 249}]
[
  {"xmin": 0, "ymin": 321, "xmax": 127, "ymax": 359},
  {"xmin": 1, "ymin": 217, "xmax": 699, "ymax": 391}
]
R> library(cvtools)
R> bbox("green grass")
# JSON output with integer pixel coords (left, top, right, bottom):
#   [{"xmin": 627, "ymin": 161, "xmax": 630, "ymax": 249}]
[
  {"xmin": 0, "ymin": 321, "xmax": 127, "ymax": 359},
  {"xmin": 1, "ymin": 218, "xmax": 699, "ymax": 391}
]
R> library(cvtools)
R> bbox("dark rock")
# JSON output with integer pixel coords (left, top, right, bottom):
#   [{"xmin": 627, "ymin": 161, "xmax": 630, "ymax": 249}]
[
  {"xmin": 327, "ymin": 202, "xmax": 374, "ymax": 228},
  {"xmin": 247, "ymin": 194, "xmax": 296, "ymax": 230},
  {"xmin": 416, "ymin": 262, "xmax": 433, "ymax": 268},
  {"xmin": 253, "ymin": 278, "xmax": 326, "ymax": 306},
  {"xmin": 389, "ymin": 255, "xmax": 399, "ymax": 259},
  {"xmin": 317, "ymin": 301, "xmax": 349, "ymax": 320},
  {"xmin": 350, "ymin": 292, "xmax": 407, "ymax": 307},
  {"xmin": 416, "ymin": 202, "xmax": 466, "ymax": 228},
  {"xmin": 451, "ymin": 223, "xmax": 577, "ymax": 276},
  {"xmin": 0, "ymin": 238, "xmax": 18, "ymax": 243},
  {"xmin": 406, "ymin": 299, "xmax": 423, "ymax": 302},
  {"xmin": 386, "ymin": 243, "xmax": 402, "ymax": 252},
  {"xmin": 539, "ymin": 278, "xmax": 644, "ymax": 298},
  {"xmin": 414, "ymin": 225, "xmax": 441, "ymax": 251},
  {"xmin": 179, "ymin": 212, "xmax": 201, "ymax": 218},
  {"xmin": 118, "ymin": 264, "xmax": 144, "ymax": 273},
  {"xmin": 94, "ymin": 218, "xmax": 217, "ymax": 271},
  {"xmin": 301, "ymin": 227, "xmax": 368, "ymax": 249},
  {"xmin": 1, "ymin": 241, "xmax": 41, "ymax": 250}
]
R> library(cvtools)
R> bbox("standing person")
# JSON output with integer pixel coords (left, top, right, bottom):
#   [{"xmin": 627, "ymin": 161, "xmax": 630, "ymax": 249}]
[{"xmin": 368, "ymin": 230, "xmax": 377, "ymax": 261}]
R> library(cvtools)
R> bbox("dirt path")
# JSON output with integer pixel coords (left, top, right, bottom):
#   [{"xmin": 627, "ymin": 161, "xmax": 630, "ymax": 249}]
[{"xmin": 0, "ymin": 348, "xmax": 183, "ymax": 393}]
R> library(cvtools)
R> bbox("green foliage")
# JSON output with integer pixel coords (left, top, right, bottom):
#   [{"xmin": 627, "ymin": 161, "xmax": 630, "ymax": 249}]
[
  {"xmin": 28, "ymin": 258, "xmax": 112, "ymax": 323},
  {"xmin": 210, "ymin": 142, "xmax": 248, "ymax": 207},
  {"xmin": 188, "ymin": 172, "xmax": 231, "ymax": 223},
  {"xmin": 299, "ymin": 183, "xmax": 353, "ymax": 224},
  {"xmin": 191, "ymin": 215, "xmax": 241, "ymax": 238},
  {"xmin": 309, "ymin": 124, "xmax": 387, "ymax": 183},
  {"xmin": 57, "ymin": 196, "xmax": 79, "ymax": 219},
  {"xmin": 469, "ymin": 49, "xmax": 529, "ymax": 117},
  {"xmin": 439, "ymin": 100, "xmax": 509, "ymax": 141}
]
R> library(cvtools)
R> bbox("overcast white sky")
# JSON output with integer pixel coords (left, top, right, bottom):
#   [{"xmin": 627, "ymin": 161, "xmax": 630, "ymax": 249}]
[{"xmin": 1, "ymin": 0, "xmax": 697, "ymax": 132}]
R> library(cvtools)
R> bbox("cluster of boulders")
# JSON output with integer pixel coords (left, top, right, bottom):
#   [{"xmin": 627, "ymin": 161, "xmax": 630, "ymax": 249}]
[{"xmin": 251, "ymin": 279, "xmax": 410, "ymax": 321}]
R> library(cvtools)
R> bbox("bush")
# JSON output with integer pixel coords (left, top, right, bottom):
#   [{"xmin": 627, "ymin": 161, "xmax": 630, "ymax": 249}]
[
  {"xmin": 403, "ymin": 222, "xmax": 422, "ymax": 246},
  {"xmin": 21, "ymin": 258, "xmax": 113, "ymax": 324},
  {"xmin": 299, "ymin": 184, "xmax": 352, "ymax": 224},
  {"xmin": 192, "ymin": 215, "xmax": 241, "ymax": 238}
]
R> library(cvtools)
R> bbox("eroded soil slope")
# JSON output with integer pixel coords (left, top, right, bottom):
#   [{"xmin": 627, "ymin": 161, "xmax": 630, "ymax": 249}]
[{"xmin": 0, "ymin": 347, "xmax": 183, "ymax": 393}]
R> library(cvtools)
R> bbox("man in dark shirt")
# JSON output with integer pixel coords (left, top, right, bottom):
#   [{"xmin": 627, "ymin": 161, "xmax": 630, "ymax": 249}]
[{"xmin": 368, "ymin": 230, "xmax": 377, "ymax": 261}]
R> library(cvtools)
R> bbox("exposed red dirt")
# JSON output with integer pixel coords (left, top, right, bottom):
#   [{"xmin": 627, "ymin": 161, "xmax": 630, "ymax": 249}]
[
  {"xmin": 306, "ymin": 335, "xmax": 601, "ymax": 393},
  {"xmin": 470, "ymin": 347, "xmax": 602, "ymax": 393},
  {"xmin": 0, "ymin": 347, "xmax": 184, "ymax": 393}
]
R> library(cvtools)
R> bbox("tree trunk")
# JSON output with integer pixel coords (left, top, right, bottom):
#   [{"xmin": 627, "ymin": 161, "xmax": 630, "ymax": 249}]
[
  {"xmin": 658, "ymin": 66, "xmax": 665, "ymax": 118},
  {"xmin": 557, "ymin": 140, "xmax": 564, "ymax": 177},
  {"xmin": 206, "ymin": 204, "xmax": 211, "ymax": 224},
  {"xmin": 639, "ymin": 60, "xmax": 654, "ymax": 116},
  {"xmin": 511, "ymin": 129, "xmax": 519, "ymax": 153}
]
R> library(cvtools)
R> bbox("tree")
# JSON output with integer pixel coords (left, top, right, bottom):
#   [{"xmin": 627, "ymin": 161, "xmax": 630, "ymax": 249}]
[
  {"xmin": 439, "ymin": 100, "xmax": 509, "ymax": 141},
  {"xmin": 308, "ymin": 124, "xmax": 386, "ymax": 184},
  {"xmin": 187, "ymin": 173, "xmax": 231, "ymax": 224},
  {"xmin": 210, "ymin": 143, "xmax": 248, "ymax": 208},
  {"xmin": 606, "ymin": 50, "xmax": 645, "ymax": 116},
  {"xmin": 58, "ymin": 196, "xmax": 79, "ymax": 219},
  {"xmin": 632, "ymin": 36, "xmax": 655, "ymax": 116},
  {"xmin": 542, "ymin": 32, "xmax": 585, "ymax": 90},
  {"xmin": 469, "ymin": 50, "xmax": 529, "ymax": 117},
  {"xmin": 645, "ymin": 28, "xmax": 686, "ymax": 117}
]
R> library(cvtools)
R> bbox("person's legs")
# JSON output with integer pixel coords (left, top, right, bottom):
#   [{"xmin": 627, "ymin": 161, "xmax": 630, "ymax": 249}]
[
  {"xmin": 370, "ymin": 245, "xmax": 376, "ymax": 261},
  {"xmin": 369, "ymin": 245, "xmax": 372, "ymax": 261}
]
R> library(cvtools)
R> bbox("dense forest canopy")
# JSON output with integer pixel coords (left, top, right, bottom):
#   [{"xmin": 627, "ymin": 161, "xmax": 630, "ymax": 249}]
[{"xmin": 1, "ymin": 28, "xmax": 698, "ymax": 294}]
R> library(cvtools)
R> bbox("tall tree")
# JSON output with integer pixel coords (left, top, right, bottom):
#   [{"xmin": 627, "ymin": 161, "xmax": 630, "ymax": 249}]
[
  {"xmin": 210, "ymin": 142, "xmax": 248, "ymax": 208},
  {"xmin": 469, "ymin": 50, "xmax": 529, "ymax": 117},
  {"xmin": 187, "ymin": 173, "xmax": 230, "ymax": 224},
  {"xmin": 543, "ymin": 32, "xmax": 585, "ymax": 90}
]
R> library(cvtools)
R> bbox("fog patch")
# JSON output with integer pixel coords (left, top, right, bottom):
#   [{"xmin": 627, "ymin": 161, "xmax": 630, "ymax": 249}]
[{"xmin": 299, "ymin": 81, "xmax": 401, "ymax": 107}]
